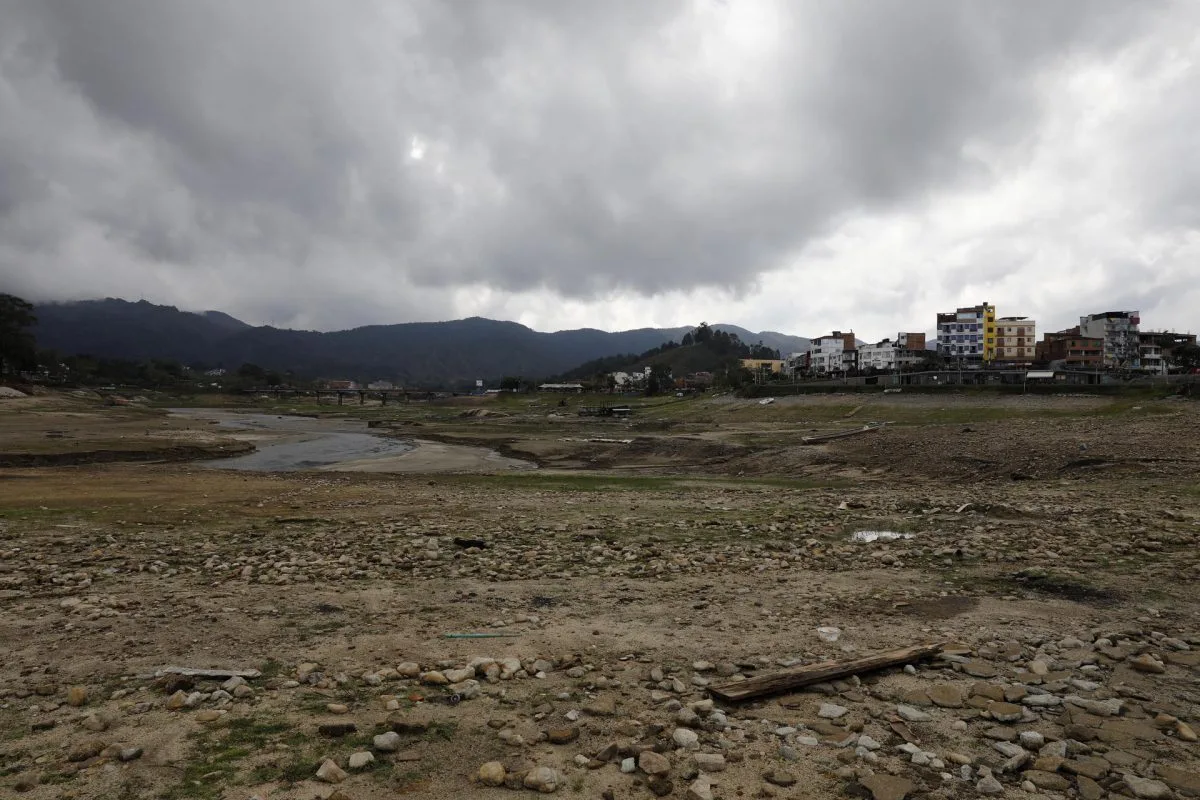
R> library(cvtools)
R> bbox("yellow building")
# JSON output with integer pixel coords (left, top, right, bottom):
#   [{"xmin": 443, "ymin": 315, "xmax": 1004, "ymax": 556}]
[{"xmin": 982, "ymin": 303, "xmax": 997, "ymax": 362}]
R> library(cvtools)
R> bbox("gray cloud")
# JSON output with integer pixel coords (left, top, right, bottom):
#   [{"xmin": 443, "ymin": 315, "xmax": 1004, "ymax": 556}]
[{"xmin": 0, "ymin": 0, "xmax": 1193, "ymax": 332}]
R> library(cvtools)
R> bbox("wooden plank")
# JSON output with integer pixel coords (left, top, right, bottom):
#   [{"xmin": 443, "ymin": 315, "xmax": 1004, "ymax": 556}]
[{"xmin": 708, "ymin": 642, "xmax": 944, "ymax": 702}]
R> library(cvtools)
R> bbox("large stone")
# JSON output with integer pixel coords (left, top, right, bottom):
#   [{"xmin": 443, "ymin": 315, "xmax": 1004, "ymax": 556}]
[
  {"xmin": 861, "ymin": 773, "xmax": 915, "ymax": 800},
  {"xmin": 584, "ymin": 696, "xmax": 617, "ymax": 716},
  {"xmin": 1123, "ymin": 775, "xmax": 1172, "ymax": 799},
  {"xmin": 694, "ymin": 753, "xmax": 726, "ymax": 772},
  {"xmin": 547, "ymin": 727, "xmax": 579, "ymax": 745},
  {"xmin": 963, "ymin": 660, "xmax": 999, "ymax": 678},
  {"xmin": 988, "ymin": 702, "xmax": 1024, "ymax": 723},
  {"xmin": 1129, "ymin": 654, "xmax": 1166, "ymax": 674},
  {"xmin": 896, "ymin": 705, "xmax": 931, "ymax": 722},
  {"xmin": 765, "ymin": 770, "xmax": 797, "ymax": 787},
  {"xmin": 316, "ymin": 759, "xmax": 348, "ymax": 783},
  {"xmin": 639, "ymin": 750, "xmax": 671, "ymax": 775},
  {"xmin": 687, "ymin": 777, "xmax": 714, "ymax": 800},
  {"xmin": 373, "ymin": 731, "xmax": 401, "ymax": 752},
  {"xmin": 673, "ymin": 727, "xmax": 700, "ymax": 750},
  {"xmin": 818, "ymin": 703, "xmax": 849, "ymax": 718},
  {"xmin": 1076, "ymin": 776, "xmax": 1104, "ymax": 800},
  {"xmin": 524, "ymin": 766, "xmax": 562, "ymax": 793},
  {"xmin": 1025, "ymin": 770, "xmax": 1071, "ymax": 791},
  {"xmin": 479, "ymin": 762, "xmax": 506, "ymax": 786},
  {"xmin": 928, "ymin": 685, "xmax": 964, "ymax": 708},
  {"xmin": 1158, "ymin": 765, "xmax": 1200, "ymax": 794},
  {"xmin": 1063, "ymin": 756, "xmax": 1109, "ymax": 780},
  {"xmin": 67, "ymin": 740, "xmax": 106, "ymax": 762},
  {"xmin": 348, "ymin": 751, "xmax": 374, "ymax": 770}
]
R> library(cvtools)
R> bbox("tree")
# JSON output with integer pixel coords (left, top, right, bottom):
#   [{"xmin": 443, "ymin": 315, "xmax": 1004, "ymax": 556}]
[
  {"xmin": 236, "ymin": 362, "xmax": 267, "ymax": 381},
  {"xmin": 1173, "ymin": 344, "xmax": 1200, "ymax": 371},
  {"xmin": 499, "ymin": 376, "xmax": 522, "ymax": 392},
  {"xmin": 0, "ymin": 294, "xmax": 38, "ymax": 376},
  {"xmin": 645, "ymin": 363, "xmax": 672, "ymax": 396}
]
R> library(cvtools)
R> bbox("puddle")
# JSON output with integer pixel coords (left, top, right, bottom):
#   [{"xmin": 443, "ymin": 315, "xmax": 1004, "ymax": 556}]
[{"xmin": 850, "ymin": 530, "xmax": 914, "ymax": 543}]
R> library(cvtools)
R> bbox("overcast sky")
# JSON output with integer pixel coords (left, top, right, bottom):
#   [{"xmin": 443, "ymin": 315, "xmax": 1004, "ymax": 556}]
[{"xmin": 2, "ymin": 1, "xmax": 1198, "ymax": 340}]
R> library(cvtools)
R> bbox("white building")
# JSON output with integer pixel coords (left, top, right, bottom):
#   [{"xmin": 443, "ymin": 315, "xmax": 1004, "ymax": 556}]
[
  {"xmin": 808, "ymin": 331, "xmax": 857, "ymax": 375},
  {"xmin": 859, "ymin": 339, "xmax": 898, "ymax": 372},
  {"xmin": 1079, "ymin": 311, "xmax": 1141, "ymax": 369}
]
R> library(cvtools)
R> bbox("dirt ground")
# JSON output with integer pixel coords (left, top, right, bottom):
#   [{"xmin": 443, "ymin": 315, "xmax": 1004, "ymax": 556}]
[{"xmin": 0, "ymin": 390, "xmax": 1198, "ymax": 800}]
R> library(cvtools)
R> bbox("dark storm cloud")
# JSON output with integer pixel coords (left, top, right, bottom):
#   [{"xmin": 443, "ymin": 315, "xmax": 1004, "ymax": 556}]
[{"xmin": 0, "ymin": 0, "xmax": 1180, "ymax": 328}]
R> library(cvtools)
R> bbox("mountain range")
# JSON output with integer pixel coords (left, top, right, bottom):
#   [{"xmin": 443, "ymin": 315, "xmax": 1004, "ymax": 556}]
[{"xmin": 32, "ymin": 299, "xmax": 812, "ymax": 388}]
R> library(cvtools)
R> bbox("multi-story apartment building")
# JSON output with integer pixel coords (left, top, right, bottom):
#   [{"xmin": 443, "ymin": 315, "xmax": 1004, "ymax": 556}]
[
  {"xmin": 860, "ymin": 333, "xmax": 930, "ymax": 372},
  {"xmin": 1139, "ymin": 331, "xmax": 1197, "ymax": 373},
  {"xmin": 1036, "ymin": 328, "xmax": 1103, "ymax": 368},
  {"xmin": 1079, "ymin": 311, "xmax": 1140, "ymax": 369},
  {"xmin": 994, "ymin": 317, "xmax": 1037, "ymax": 363},
  {"xmin": 936, "ymin": 301, "xmax": 996, "ymax": 363},
  {"xmin": 807, "ymin": 331, "xmax": 857, "ymax": 375},
  {"xmin": 859, "ymin": 339, "xmax": 897, "ymax": 372}
]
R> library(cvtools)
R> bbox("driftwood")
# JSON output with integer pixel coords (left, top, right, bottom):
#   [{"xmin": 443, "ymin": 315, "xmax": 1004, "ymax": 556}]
[
  {"xmin": 801, "ymin": 423, "xmax": 887, "ymax": 445},
  {"xmin": 158, "ymin": 666, "xmax": 262, "ymax": 679},
  {"xmin": 708, "ymin": 642, "xmax": 944, "ymax": 702}
]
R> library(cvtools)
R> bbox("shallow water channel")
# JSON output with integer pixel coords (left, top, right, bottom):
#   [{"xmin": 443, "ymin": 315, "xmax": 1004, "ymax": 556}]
[{"xmin": 173, "ymin": 411, "xmax": 415, "ymax": 471}]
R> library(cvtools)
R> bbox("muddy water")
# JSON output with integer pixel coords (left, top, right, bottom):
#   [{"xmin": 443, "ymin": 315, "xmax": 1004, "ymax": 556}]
[
  {"xmin": 169, "ymin": 410, "xmax": 531, "ymax": 473},
  {"xmin": 169, "ymin": 411, "xmax": 413, "ymax": 471}
]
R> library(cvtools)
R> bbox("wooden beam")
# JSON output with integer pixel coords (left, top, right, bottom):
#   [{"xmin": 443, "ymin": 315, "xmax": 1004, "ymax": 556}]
[{"xmin": 708, "ymin": 642, "xmax": 945, "ymax": 702}]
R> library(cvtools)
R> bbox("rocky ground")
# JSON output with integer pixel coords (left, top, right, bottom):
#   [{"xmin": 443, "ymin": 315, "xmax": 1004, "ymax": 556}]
[{"xmin": 0, "ymin": 392, "xmax": 1198, "ymax": 799}]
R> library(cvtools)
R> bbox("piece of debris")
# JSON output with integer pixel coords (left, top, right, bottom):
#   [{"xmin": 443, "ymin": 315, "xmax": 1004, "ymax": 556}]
[
  {"xmin": 453, "ymin": 537, "xmax": 488, "ymax": 549},
  {"xmin": 708, "ymin": 642, "xmax": 945, "ymax": 702}
]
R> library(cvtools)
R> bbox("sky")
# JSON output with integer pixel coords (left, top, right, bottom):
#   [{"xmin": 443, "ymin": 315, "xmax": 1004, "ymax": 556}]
[{"xmin": 1, "ymin": 1, "xmax": 1199, "ymax": 341}]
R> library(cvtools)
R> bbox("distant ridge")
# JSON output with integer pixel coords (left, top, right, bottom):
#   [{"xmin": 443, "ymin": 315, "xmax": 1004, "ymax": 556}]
[{"xmin": 32, "ymin": 298, "xmax": 816, "ymax": 388}]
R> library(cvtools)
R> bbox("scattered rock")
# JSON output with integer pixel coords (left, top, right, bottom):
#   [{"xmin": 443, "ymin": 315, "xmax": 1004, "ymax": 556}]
[
  {"xmin": 765, "ymin": 769, "xmax": 797, "ymax": 787},
  {"xmin": 374, "ymin": 731, "xmax": 401, "ymax": 752},
  {"xmin": 639, "ymin": 750, "xmax": 671, "ymax": 776},
  {"xmin": 479, "ymin": 761, "xmax": 506, "ymax": 786},
  {"xmin": 546, "ymin": 726, "xmax": 579, "ymax": 744},
  {"xmin": 523, "ymin": 766, "xmax": 562, "ymax": 793},
  {"xmin": 1130, "ymin": 654, "xmax": 1166, "ymax": 674},
  {"xmin": 861, "ymin": 773, "xmax": 915, "ymax": 800},
  {"xmin": 316, "ymin": 759, "xmax": 348, "ymax": 783},
  {"xmin": 348, "ymin": 751, "xmax": 374, "ymax": 770}
]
